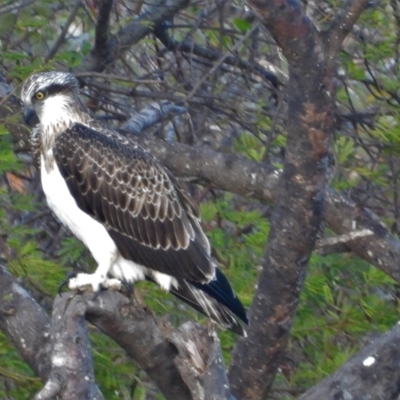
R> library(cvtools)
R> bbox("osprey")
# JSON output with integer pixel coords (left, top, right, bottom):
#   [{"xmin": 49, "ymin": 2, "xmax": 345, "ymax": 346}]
[{"xmin": 21, "ymin": 71, "xmax": 248, "ymax": 335}]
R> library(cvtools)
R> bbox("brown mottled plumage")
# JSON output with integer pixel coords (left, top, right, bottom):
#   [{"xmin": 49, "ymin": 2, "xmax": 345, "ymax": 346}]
[{"xmin": 21, "ymin": 71, "xmax": 248, "ymax": 335}]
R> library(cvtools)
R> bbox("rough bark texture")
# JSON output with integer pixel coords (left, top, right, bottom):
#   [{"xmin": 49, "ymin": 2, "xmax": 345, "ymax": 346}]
[
  {"xmin": 38, "ymin": 291, "xmax": 234, "ymax": 400},
  {"xmin": 34, "ymin": 294, "xmax": 104, "ymax": 400},
  {"xmin": 168, "ymin": 322, "xmax": 235, "ymax": 400},
  {"xmin": 228, "ymin": 1, "xmax": 336, "ymax": 398},
  {"xmin": 84, "ymin": 291, "xmax": 192, "ymax": 400},
  {"xmin": 0, "ymin": 265, "xmax": 52, "ymax": 382},
  {"xmin": 298, "ymin": 322, "xmax": 400, "ymax": 400}
]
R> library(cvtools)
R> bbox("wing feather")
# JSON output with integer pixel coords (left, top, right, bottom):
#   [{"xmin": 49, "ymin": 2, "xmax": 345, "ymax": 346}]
[{"xmin": 53, "ymin": 123, "xmax": 214, "ymax": 282}]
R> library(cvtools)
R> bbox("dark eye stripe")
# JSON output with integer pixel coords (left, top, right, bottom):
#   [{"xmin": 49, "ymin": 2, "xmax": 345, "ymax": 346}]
[
  {"xmin": 32, "ymin": 84, "xmax": 70, "ymax": 100},
  {"xmin": 45, "ymin": 83, "xmax": 70, "ymax": 96}
]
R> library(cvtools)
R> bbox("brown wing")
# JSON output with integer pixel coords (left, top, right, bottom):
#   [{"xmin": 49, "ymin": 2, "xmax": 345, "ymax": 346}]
[{"xmin": 53, "ymin": 123, "xmax": 214, "ymax": 283}]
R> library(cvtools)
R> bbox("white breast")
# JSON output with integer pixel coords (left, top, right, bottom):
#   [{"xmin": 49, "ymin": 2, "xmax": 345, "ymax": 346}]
[
  {"xmin": 40, "ymin": 153, "xmax": 175, "ymax": 290},
  {"xmin": 40, "ymin": 153, "xmax": 116, "ymax": 263}
]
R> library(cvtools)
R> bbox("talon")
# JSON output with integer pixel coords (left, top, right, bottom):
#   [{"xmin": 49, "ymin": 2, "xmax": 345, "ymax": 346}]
[
  {"xmin": 92, "ymin": 283, "xmax": 106, "ymax": 300},
  {"xmin": 58, "ymin": 271, "xmax": 78, "ymax": 296},
  {"xmin": 121, "ymin": 280, "xmax": 134, "ymax": 297}
]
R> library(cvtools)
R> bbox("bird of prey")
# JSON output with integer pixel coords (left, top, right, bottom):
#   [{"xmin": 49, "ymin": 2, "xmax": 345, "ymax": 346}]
[{"xmin": 21, "ymin": 71, "xmax": 248, "ymax": 335}]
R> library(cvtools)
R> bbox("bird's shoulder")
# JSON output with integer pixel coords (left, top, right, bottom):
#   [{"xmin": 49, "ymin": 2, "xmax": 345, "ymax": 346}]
[{"xmin": 54, "ymin": 121, "xmax": 201, "ymax": 221}]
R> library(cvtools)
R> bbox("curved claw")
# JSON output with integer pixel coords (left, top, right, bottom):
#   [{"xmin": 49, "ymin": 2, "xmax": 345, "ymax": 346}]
[
  {"xmin": 58, "ymin": 271, "xmax": 78, "ymax": 296},
  {"xmin": 121, "ymin": 280, "xmax": 134, "ymax": 297},
  {"xmin": 92, "ymin": 282, "xmax": 106, "ymax": 300}
]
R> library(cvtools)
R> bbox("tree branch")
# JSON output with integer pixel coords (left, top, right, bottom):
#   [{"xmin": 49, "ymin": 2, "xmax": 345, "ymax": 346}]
[
  {"xmin": 0, "ymin": 261, "xmax": 233, "ymax": 400},
  {"xmin": 226, "ymin": 0, "xmax": 336, "ymax": 397},
  {"xmin": 83, "ymin": 290, "xmax": 192, "ymax": 400},
  {"xmin": 34, "ymin": 293, "xmax": 104, "ymax": 400},
  {"xmin": 0, "ymin": 265, "xmax": 52, "ymax": 382},
  {"xmin": 91, "ymin": 0, "xmax": 114, "ymax": 66},
  {"xmin": 123, "ymin": 128, "xmax": 400, "ymax": 282},
  {"xmin": 121, "ymin": 101, "xmax": 187, "ymax": 134},
  {"xmin": 297, "ymin": 322, "xmax": 400, "ymax": 400},
  {"xmin": 54, "ymin": 291, "xmax": 233, "ymax": 400},
  {"xmin": 327, "ymin": 0, "xmax": 372, "ymax": 56},
  {"xmin": 0, "ymin": 0, "xmax": 37, "ymax": 15},
  {"xmin": 247, "ymin": 0, "xmax": 321, "ymax": 63},
  {"xmin": 168, "ymin": 322, "xmax": 235, "ymax": 400},
  {"xmin": 154, "ymin": 23, "xmax": 281, "ymax": 88},
  {"xmin": 76, "ymin": 0, "xmax": 190, "ymax": 72},
  {"xmin": 44, "ymin": 0, "xmax": 82, "ymax": 62}
]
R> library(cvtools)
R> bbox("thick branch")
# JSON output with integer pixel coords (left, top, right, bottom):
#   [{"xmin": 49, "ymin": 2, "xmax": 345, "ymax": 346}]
[
  {"xmin": 225, "ymin": 0, "xmax": 336, "ymax": 397},
  {"xmin": 0, "ymin": 265, "xmax": 52, "ymax": 381},
  {"xmin": 34, "ymin": 293, "xmax": 104, "ymax": 400},
  {"xmin": 127, "ymin": 133, "xmax": 400, "ymax": 283},
  {"xmin": 168, "ymin": 322, "xmax": 235, "ymax": 400},
  {"xmin": 83, "ymin": 290, "xmax": 192, "ymax": 400},
  {"xmin": 0, "ymin": 262, "xmax": 231, "ymax": 400},
  {"xmin": 92, "ymin": 0, "xmax": 114, "ymax": 64},
  {"xmin": 248, "ymin": 0, "xmax": 321, "ymax": 63},
  {"xmin": 297, "ymin": 323, "xmax": 400, "ymax": 400}
]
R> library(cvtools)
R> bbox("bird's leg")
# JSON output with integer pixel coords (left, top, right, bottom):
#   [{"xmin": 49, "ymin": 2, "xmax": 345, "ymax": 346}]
[{"xmin": 68, "ymin": 251, "xmax": 122, "ymax": 293}]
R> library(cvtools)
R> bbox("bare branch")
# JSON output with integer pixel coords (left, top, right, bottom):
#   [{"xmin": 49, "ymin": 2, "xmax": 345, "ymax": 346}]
[
  {"xmin": 154, "ymin": 23, "xmax": 280, "ymax": 88},
  {"xmin": 298, "ymin": 322, "xmax": 400, "ymax": 400},
  {"xmin": 121, "ymin": 101, "xmax": 187, "ymax": 134},
  {"xmin": 184, "ymin": 25, "xmax": 260, "ymax": 102},
  {"xmin": 76, "ymin": 0, "xmax": 190, "ymax": 72},
  {"xmin": 92, "ymin": 0, "xmax": 114, "ymax": 63},
  {"xmin": 0, "ymin": 0, "xmax": 37, "ymax": 15},
  {"xmin": 327, "ymin": 0, "xmax": 372, "ymax": 55},
  {"xmin": 316, "ymin": 229, "xmax": 374, "ymax": 248},
  {"xmin": 44, "ymin": 0, "xmax": 82, "ymax": 62},
  {"xmin": 34, "ymin": 293, "xmax": 104, "ymax": 400}
]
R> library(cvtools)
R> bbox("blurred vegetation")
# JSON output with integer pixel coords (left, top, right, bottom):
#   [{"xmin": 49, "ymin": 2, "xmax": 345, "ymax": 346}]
[{"xmin": 0, "ymin": 0, "xmax": 400, "ymax": 398}]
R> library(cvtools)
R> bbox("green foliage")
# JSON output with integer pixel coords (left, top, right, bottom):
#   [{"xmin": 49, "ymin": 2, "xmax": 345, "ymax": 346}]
[
  {"xmin": 233, "ymin": 18, "xmax": 252, "ymax": 33},
  {"xmin": 234, "ymin": 132, "xmax": 266, "ymax": 161},
  {"xmin": 290, "ymin": 253, "xmax": 399, "ymax": 389},
  {"xmin": 0, "ymin": 331, "xmax": 41, "ymax": 398},
  {"xmin": 0, "ymin": 128, "xmax": 20, "ymax": 173}
]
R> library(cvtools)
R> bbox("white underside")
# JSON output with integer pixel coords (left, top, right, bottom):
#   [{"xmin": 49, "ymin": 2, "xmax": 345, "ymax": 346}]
[{"xmin": 40, "ymin": 153, "xmax": 177, "ymax": 292}]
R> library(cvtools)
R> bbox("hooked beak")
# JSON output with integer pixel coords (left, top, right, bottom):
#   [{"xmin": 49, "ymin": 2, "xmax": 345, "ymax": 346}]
[{"xmin": 23, "ymin": 107, "xmax": 39, "ymax": 127}]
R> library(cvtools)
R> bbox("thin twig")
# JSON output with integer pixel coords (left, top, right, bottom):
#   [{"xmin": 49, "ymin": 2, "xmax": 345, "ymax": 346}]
[
  {"xmin": 44, "ymin": 0, "xmax": 82, "ymax": 62},
  {"xmin": 184, "ymin": 25, "xmax": 259, "ymax": 103}
]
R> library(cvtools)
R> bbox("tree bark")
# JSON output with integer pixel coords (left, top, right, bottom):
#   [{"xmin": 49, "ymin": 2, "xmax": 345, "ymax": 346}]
[
  {"xmin": 34, "ymin": 293, "xmax": 104, "ymax": 400},
  {"xmin": 0, "ymin": 265, "xmax": 52, "ymax": 382},
  {"xmin": 228, "ymin": 0, "xmax": 336, "ymax": 398},
  {"xmin": 297, "ymin": 323, "xmax": 400, "ymax": 400}
]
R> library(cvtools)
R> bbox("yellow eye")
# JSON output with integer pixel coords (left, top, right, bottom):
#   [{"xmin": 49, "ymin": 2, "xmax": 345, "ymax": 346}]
[{"xmin": 35, "ymin": 91, "xmax": 45, "ymax": 100}]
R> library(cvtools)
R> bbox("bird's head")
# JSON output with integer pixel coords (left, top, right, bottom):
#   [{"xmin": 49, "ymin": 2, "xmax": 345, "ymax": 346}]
[{"xmin": 21, "ymin": 71, "xmax": 85, "ymax": 131}]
